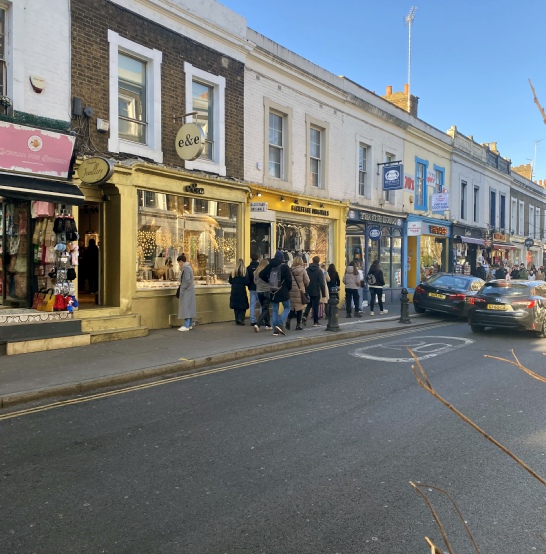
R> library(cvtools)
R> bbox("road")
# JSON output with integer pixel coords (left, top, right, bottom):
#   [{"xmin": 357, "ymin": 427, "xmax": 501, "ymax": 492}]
[{"xmin": 2, "ymin": 319, "xmax": 546, "ymax": 553}]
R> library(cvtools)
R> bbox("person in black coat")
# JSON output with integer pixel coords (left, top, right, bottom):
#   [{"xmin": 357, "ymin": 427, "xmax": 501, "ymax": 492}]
[
  {"xmin": 303, "ymin": 256, "xmax": 326, "ymax": 326},
  {"xmin": 258, "ymin": 250, "xmax": 292, "ymax": 335},
  {"xmin": 246, "ymin": 253, "xmax": 260, "ymax": 325},
  {"xmin": 229, "ymin": 259, "xmax": 250, "ymax": 325}
]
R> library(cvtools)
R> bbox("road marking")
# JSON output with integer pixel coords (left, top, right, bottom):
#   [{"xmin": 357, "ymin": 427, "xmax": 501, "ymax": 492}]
[
  {"xmin": 0, "ymin": 323, "xmax": 452, "ymax": 420},
  {"xmin": 349, "ymin": 335, "xmax": 474, "ymax": 363}
]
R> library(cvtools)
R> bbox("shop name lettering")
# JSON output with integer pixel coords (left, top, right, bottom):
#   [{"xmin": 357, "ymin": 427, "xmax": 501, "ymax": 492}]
[
  {"xmin": 291, "ymin": 205, "xmax": 329, "ymax": 216},
  {"xmin": 360, "ymin": 213, "xmax": 398, "ymax": 225},
  {"xmin": 81, "ymin": 161, "xmax": 105, "ymax": 177},
  {"xmin": 178, "ymin": 134, "xmax": 200, "ymax": 149},
  {"xmin": 0, "ymin": 147, "xmax": 65, "ymax": 164},
  {"xmin": 184, "ymin": 183, "xmax": 205, "ymax": 194}
]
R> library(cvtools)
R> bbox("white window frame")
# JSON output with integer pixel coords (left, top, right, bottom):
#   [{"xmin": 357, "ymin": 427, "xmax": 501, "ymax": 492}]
[
  {"xmin": 184, "ymin": 62, "xmax": 226, "ymax": 176},
  {"xmin": 529, "ymin": 205, "xmax": 535, "ymax": 238},
  {"xmin": 511, "ymin": 198, "xmax": 517, "ymax": 235},
  {"xmin": 263, "ymin": 98, "xmax": 292, "ymax": 186},
  {"xmin": 384, "ymin": 152, "xmax": 396, "ymax": 203},
  {"xmin": 358, "ymin": 143, "xmax": 369, "ymax": 198},
  {"xmin": 472, "ymin": 184, "xmax": 479, "ymax": 223},
  {"xmin": 518, "ymin": 200, "xmax": 524, "ymax": 236},
  {"xmin": 535, "ymin": 207, "xmax": 541, "ymax": 239},
  {"xmin": 305, "ymin": 115, "xmax": 329, "ymax": 194},
  {"xmin": 108, "ymin": 30, "xmax": 163, "ymax": 163}
]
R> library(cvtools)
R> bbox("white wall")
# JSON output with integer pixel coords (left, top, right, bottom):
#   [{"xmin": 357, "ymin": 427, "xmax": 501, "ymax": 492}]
[{"xmin": 11, "ymin": 0, "xmax": 71, "ymax": 122}]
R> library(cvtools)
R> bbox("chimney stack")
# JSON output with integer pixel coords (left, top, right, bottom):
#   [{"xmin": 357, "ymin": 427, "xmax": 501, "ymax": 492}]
[
  {"xmin": 404, "ymin": 83, "xmax": 409, "ymax": 95},
  {"xmin": 386, "ymin": 85, "xmax": 392, "ymax": 97}
]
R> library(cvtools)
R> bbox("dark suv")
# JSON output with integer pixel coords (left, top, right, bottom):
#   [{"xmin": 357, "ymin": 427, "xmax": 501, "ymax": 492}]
[{"xmin": 468, "ymin": 280, "xmax": 546, "ymax": 336}]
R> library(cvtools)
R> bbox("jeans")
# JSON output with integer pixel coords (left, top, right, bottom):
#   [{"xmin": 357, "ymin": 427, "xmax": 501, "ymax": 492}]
[
  {"xmin": 369, "ymin": 288, "xmax": 384, "ymax": 311},
  {"xmin": 256, "ymin": 293, "xmax": 271, "ymax": 327},
  {"xmin": 271, "ymin": 300, "xmax": 290, "ymax": 328},
  {"xmin": 249, "ymin": 290, "xmax": 259, "ymax": 323},
  {"xmin": 184, "ymin": 318, "xmax": 192, "ymax": 328},
  {"xmin": 345, "ymin": 288, "xmax": 360, "ymax": 314}
]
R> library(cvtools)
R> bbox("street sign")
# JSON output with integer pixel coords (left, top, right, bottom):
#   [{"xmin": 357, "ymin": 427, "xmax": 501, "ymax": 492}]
[
  {"xmin": 382, "ymin": 163, "xmax": 403, "ymax": 190},
  {"xmin": 250, "ymin": 202, "xmax": 268, "ymax": 212}
]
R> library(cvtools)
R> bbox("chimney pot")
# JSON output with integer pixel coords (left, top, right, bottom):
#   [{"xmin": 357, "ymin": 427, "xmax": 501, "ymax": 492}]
[
  {"xmin": 386, "ymin": 85, "xmax": 392, "ymax": 97},
  {"xmin": 404, "ymin": 83, "xmax": 409, "ymax": 95}
]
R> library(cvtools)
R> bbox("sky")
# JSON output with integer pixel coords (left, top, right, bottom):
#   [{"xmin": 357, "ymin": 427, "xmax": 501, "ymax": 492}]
[{"xmin": 219, "ymin": 0, "xmax": 546, "ymax": 182}]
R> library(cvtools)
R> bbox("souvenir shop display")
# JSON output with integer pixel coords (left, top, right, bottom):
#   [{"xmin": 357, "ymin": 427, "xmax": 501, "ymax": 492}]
[{"xmin": 31, "ymin": 206, "xmax": 79, "ymax": 312}]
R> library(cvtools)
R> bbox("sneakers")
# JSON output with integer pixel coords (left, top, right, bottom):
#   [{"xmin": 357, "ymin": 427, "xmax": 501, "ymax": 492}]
[
  {"xmin": 370, "ymin": 311, "xmax": 374, "ymax": 316},
  {"xmin": 295, "ymin": 324, "xmax": 304, "ymax": 331},
  {"xmin": 313, "ymin": 322, "xmax": 321, "ymax": 327},
  {"xmin": 275, "ymin": 325, "xmax": 286, "ymax": 336},
  {"xmin": 254, "ymin": 324, "xmax": 260, "ymax": 333},
  {"xmin": 265, "ymin": 326, "xmax": 272, "ymax": 330},
  {"xmin": 380, "ymin": 310, "xmax": 388, "ymax": 315},
  {"xmin": 178, "ymin": 326, "xmax": 191, "ymax": 331}
]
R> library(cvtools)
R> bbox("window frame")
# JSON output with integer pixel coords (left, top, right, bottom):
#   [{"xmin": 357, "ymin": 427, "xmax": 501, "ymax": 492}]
[
  {"xmin": 414, "ymin": 156, "xmax": 428, "ymax": 210},
  {"xmin": 184, "ymin": 62, "xmax": 226, "ymax": 176},
  {"xmin": 529, "ymin": 205, "xmax": 535, "ymax": 238},
  {"xmin": 489, "ymin": 188, "xmax": 497, "ymax": 227},
  {"xmin": 518, "ymin": 200, "xmax": 524, "ymax": 236},
  {"xmin": 511, "ymin": 198, "xmax": 517, "ymax": 234},
  {"xmin": 461, "ymin": 180, "xmax": 467, "ymax": 220},
  {"xmin": 432, "ymin": 164, "xmax": 445, "ymax": 213},
  {"xmin": 305, "ymin": 115, "xmax": 329, "ymax": 193},
  {"xmin": 108, "ymin": 31, "xmax": 163, "ymax": 163},
  {"xmin": 358, "ymin": 143, "xmax": 369, "ymax": 198},
  {"xmin": 473, "ymin": 185, "xmax": 479, "ymax": 223},
  {"xmin": 263, "ymin": 98, "xmax": 292, "ymax": 187},
  {"xmin": 500, "ymin": 193, "xmax": 506, "ymax": 230},
  {"xmin": 384, "ymin": 152, "xmax": 396, "ymax": 203}
]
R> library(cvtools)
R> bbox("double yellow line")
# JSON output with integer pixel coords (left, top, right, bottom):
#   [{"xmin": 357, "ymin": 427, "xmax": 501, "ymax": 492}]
[{"xmin": 0, "ymin": 323, "xmax": 450, "ymax": 421}]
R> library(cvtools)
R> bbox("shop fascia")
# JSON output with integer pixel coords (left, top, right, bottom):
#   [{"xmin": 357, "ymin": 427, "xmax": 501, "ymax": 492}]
[
  {"xmin": 406, "ymin": 215, "xmax": 451, "ymax": 238},
  {"xmin": 347, "ymin": 207, "xmax": 404, "ymax": 228}
]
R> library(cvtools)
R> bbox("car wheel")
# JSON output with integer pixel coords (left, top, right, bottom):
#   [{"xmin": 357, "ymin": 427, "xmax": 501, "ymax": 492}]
[
  {"xmin": 471, "ymin": 324, "xmax": 484, "ymax": 333},
  {"xmin": 414, "ymin": 304, "xmax": 426, "ymax": 314}
]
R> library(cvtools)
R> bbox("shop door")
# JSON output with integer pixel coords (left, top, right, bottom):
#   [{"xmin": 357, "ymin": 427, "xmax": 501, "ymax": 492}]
[
  {"xmin": 250, "ymin": 221, "xmax": 271, "ymax": 260},
  {"xmin": 78, "ymin": 202, "xmax": 101, "ymax": 306},
  {"xmin": 1, "ymin": 200, "xmax": 31, "ymax": 308}
]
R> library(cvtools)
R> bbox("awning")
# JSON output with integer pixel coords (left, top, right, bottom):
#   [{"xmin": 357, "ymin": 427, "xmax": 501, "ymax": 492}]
[
  {"xmin": 457, "ymin": 236, "xmax": 485, "ymax": 246},
  {"xmin": 493, "ymin": 242, "xmax": 518, "ymax": 250},
  {"xmin": 0, "ymin": 173, "xmax": 85, "ymax": 206}
]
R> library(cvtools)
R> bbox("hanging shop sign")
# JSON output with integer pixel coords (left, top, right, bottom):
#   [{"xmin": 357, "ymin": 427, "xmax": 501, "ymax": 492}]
[
  {"xmin": 429, "ymin": 225, "xmax": 448, "ymax": 236},
  {"xmin": 407, "ymin": 221, "xmax": 422, "ymax": 236},
  {"xmin": 184, "ymin": 183, "xmax": 205, "ymax": 194},
  {"xmin": 525, "ymin": 238, "xmax": 535, "ymax": 248},
  {"xmin": 250, "ymin": 202, "xmax": 268, "ymax": 212},
  {"xmin": 175, "ymin": 123, "xmax": 205, "ymax": 161},
  {"xmin": 431, "ymin": 193, "xmax": 449, "ymax": 211},
  {"xmin": 493, "ymin": 232, "xmax": 507, "ymax": 242},
  {"xmin": 382, "ymin": 164, "xmax": 403, "ymax": 190},
  {"xmin": 368, "ymin": 225, "xmax": 381, "ymax": 240},
  {"xmin": 0, "ymin": 121, "xmax": 76, "ymax": 178},
  {"xmin": 77, "ymin": 157, "xmax": 114, "ymax": 184}
]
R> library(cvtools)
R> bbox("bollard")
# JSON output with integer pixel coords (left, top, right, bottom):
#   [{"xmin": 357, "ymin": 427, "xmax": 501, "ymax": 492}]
[
  {"xmin": 399, "ymin": 287, "xmax": 412, "ymax": 324},
  {"xmin": 326, "ymin": 286, "xmax": 340, "ymax": 332}
]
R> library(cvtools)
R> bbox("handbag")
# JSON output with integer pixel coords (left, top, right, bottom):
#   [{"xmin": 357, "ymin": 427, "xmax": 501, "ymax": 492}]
[
  {"xmin": 32, "ymin": 288, "xmax": 47, "ymax": 310},
  {"xmin": 38, "ymin": 289, "xmax": 55, "ymax": 312},
  {"xmin": 292, "ymin": 269, "xmax": 310, "ymax": 304}
]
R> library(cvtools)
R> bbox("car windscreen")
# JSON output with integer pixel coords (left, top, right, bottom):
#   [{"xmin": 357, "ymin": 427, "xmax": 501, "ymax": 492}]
[
  {"xmin": 480, "ymin": 284, "xmax": 530, "ymax": 297},
  {"xmin": 427, "ymin": 275, "xmax": 471, "ymax": 290}
]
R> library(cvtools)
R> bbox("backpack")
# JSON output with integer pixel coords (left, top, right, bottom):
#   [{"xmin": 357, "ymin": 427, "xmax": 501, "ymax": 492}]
[
  {"xmin": 269, "ymin": 265, "xmax": 283, "ymax": 293},
  {"xmin": 367, "ymin": 272, "xmax": 377, "ymax": 285}
]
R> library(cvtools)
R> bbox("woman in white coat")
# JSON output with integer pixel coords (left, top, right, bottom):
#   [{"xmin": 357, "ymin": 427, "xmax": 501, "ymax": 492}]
[{"xmin": 177, "ymin": 254, "xmax": 196, "ymax": 331}]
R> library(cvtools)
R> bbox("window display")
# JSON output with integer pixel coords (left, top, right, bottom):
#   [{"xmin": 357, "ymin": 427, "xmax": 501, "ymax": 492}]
[
  {"xmin": 136, "ymin": 190, "xmax": 238, "ymax": 289},
  {"xmin": 275, "ymin": 217, "xmax": 330, "ymax": 265}
]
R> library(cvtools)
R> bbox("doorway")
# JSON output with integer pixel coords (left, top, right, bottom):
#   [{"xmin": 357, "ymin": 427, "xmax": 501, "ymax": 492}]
[{"xmin": 78, "ymin": 202, "xmax": 101, "ymax": 306}]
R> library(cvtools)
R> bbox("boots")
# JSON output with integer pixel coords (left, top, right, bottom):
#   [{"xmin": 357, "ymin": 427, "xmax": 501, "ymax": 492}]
[{"xmin": 285, "ymin": 318, "xmax": 291, "ymax": 330}]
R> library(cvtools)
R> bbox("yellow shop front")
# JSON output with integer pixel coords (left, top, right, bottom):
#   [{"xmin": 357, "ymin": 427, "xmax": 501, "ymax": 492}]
[
  {"xmin": 248, "ymin": 187, "xmax": 347, "ymax": 273},
  {"xmin": 95, "ymin": 162, "xmax": 249, "ymax": 329}
]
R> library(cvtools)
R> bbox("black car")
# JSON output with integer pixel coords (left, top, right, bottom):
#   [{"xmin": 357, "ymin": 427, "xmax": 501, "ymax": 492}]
[
  {"xmin": 468, "ymin": 279, "xmax": 546, "ymax": 336},
  {"xmin": 413, "ymin": 273, "xmax": 485, "ymax": 318}
]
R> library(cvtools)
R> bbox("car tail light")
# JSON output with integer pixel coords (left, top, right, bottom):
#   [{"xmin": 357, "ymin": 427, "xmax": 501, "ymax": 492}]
[
  {"xmin": 448, "ymin": 293, "xmax": 466, "ymax": 301},
  {"xmin": 470, "ymin": 297, "xmax": 486, "ymax": 304},
  {"xmin": 415, "ymin": 285, "xmax": 426, "ymax": 294},
  {"xmin": 512, "ymin": 299, "xmax": 537, "ymax": 309}
]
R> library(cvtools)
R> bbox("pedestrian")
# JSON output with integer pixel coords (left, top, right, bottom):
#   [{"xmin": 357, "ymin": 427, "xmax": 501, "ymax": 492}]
[
  {"xmin": 327, "ymin": 263, "xmax": 341, "ymax": 292},
  {"xmin": 494, "ymin": 264, "xmax": 506, "ymax": 280},
  {"xmin": 355, "ymin": 260, "xmax": 367, "ymax": 313},
  {"xmin": 518, "ymin": 263, "xmax": 528, "ymax": 279},
  {"xmin": 286, "ymin": 255, "xmax": 310, "ymax": 331},
  {"xmin": 510, "ymin": 264, "xmax": 520, "ymax": 279},
  {"xmin": 258, "ymin": 250, "xmax": 292, "ymax": 336},
  {"xmin": 229, "ymin": 259, "xmax": 250, "ymax": 325},
  {"xmin": 302, "ymin": 255, "xmax": 326, "ymax": 327},
  {"xmin": 319, "ymin": 262, "xmax": 330, "ymax": 318},
  {"xmin": 367, "ymin": 259, "xmax": 388, "ymax": 315},
  {"xmin": 475, "ymin": 262, "xmax": 487, "ymax": 280},
  {"xmin": 536, "ymin": 266, "xmax": 546, "ymax": 281},
  {"xmin": 342, "ymin": 261, "xmax": 361, "ymax": 318},
  {"xmin": 177, "ymin": 253, "xmax": 196, "ymax": 331},
  {"xmin": 246, "ymin": 253, "xmax": 260, "ymax": 325},
  {"xmin": 253, "ymin": 258, "xmax": 272, "ymax": 332},
  {"xmin": 529, "ymin": 264, "xmax": 537, "ymax": 280}
]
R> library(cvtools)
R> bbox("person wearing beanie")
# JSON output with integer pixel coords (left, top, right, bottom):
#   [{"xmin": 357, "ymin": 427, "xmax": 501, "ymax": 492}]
[{"xmin": 258, "ymin": 250, "xmax": 292, "ymax": 336}]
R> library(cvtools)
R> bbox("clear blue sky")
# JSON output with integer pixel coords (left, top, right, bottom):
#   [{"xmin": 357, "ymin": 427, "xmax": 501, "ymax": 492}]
[{"xmin": 219, "ymin": 0, "xmax": 546, "ymax": 182}]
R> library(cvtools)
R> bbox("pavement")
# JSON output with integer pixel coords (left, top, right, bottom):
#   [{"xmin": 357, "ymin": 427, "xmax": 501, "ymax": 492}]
[{"xmin": 0, "ymin": 302, "xmax": 440, "ymax": 408}]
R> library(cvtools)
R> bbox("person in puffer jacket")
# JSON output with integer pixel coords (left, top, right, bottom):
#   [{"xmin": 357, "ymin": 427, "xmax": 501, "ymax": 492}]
[
  {"xmin": 342, "ymin": 262, "xmax": 361, "ymax": 317},
  {"xmin": 367, "ymin": 259, "xmax": 387, "ymax": 315}
]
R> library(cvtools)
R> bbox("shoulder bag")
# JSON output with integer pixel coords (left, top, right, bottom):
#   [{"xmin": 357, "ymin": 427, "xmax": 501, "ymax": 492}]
[{"xmin": 293, "ymin": 269, "xmax": 310, "ymax": 304}]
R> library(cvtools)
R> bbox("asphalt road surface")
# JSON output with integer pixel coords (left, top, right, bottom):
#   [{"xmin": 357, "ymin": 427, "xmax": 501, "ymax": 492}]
[{"xmin": 2, "ymin": 318, "xmax": 546, "ymax": 553}]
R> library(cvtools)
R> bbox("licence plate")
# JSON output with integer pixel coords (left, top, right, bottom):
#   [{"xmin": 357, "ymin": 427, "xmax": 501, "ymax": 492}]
[
  {"xmin": 487, "ymin": 304, "xmax": 511, "ymax": 311},
  {"xmin": 429, "ymin": 293, "xmax": 446, "ymax": 299}
]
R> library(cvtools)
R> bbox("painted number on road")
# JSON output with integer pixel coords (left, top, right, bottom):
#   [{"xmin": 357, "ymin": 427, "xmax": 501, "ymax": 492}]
[{"xmin": 349, "ymin": 336, "xmax": 474, "ymax": 363}]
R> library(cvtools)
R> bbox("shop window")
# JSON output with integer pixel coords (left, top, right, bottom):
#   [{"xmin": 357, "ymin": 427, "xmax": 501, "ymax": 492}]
[
  {"xmin": 276, "ymin": 218, "xmax": 330, "ymax": 264},
  {"xmin": 108, "ymin": 31, "xmax": 163, "ymax": 162},
  {"xmin": 136, "ymin": 190, "xmax": 238, "ymax": 288},
  {"xmin": 0, "ymin": 7, "xmax": 6, "ymax": 98},
  {"xmin": 184, "ymin": 62, "xmax": 226, "ymax": 176},
  {"xmin": 392, "ymin": 234, "xmax": 402, "ymax": 287}
]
